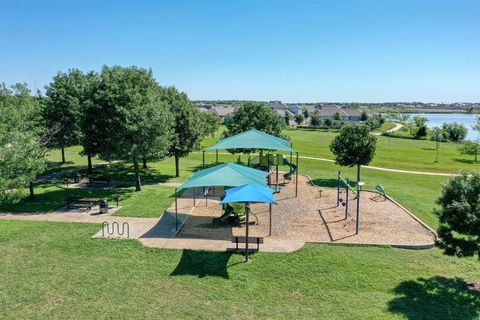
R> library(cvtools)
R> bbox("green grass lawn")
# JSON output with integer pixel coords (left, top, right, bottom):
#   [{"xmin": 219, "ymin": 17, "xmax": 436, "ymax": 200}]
[
  {"xmin": 284, "ymin": 128, "xmax": 478, "ymax": 173},
  {"xmin": 373, "ymin": 121, "xmax": 397, "ymax": 133},
  {"xmin": 45, "ymin": 146, "xmax": 103, "ymax": 173},
  {"xmin": 2, "ymin": 128, "xmax": 479, "ymax": 319},
  {"xmin": 0, "ymin": 220, "xmax": 478, "ymax": 319},
  {"xmin": 114, "ymin": 185, "xmax": 175, "ymax": 218},
  {"xmin": 0, "ymin": 183, "xmax": 174, "ymax": 218}
]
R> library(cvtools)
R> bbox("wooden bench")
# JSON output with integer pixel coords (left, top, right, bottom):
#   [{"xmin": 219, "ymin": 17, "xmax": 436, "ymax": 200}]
[
  {"xmin": 88, "ymin": 177, "xmax": 111, "ymax": 188},
  {"xmin": 232, "ymin": 236, "xmax": 264, "ymax": 251},
  {"xmin": 66, "ymin": 197, "xmax": 101, "ymax": 210}
]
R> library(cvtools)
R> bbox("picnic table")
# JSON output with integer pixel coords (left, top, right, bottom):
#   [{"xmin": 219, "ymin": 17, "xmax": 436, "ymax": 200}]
[{"xmin": 66, "ymin": 197, "xmax": 101, "ymax": 210}]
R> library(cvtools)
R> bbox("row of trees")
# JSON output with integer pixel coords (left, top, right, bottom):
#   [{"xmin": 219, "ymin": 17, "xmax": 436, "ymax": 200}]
[{"xmin": 1, "ymin": 66, "xmax": 221, "ymax": 201}]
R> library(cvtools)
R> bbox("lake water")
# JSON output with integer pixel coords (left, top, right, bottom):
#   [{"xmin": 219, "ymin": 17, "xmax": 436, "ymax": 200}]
[{"xmin": 403, "ymin": 113, "xmax": 479, "ymax": 141}]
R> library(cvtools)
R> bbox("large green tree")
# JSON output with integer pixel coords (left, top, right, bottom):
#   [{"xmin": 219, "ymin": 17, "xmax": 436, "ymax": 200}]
[
  {"xmin": 44, "ymin": 69, "xmax": 86, "ymax": 163},
  {"xmin": 224, "ymin": 102, "xmax": 284, "ymax": 138},
  {"xmin": 0, "ymin": 83, "xmax": 46, "ymax": 203},
  {"xmin": 436, "ymin": 171, "xmax": 480, "ymax": 259},
  {"xmin": 329, "ymin": 124, "xmax": 377, "ymax": 183},
  {"xmin": 442, "ymin": 122, "xmax": 468, "ymax": 142},
  {"xmin": 458, "ymin": 140, "xmax": 480, "ymax": 162},
  {"xmin": 90, "ymin": 66, "xmax": 172, "ymax": 191},
  {"xmin": 160, "ymin": 87, "xmax": 203, "ymax": 177},
  {"xmin": 200, "ymin": 112, "xmax": 221, "ymax": 139},
  {"xmin": 77, "ymin": 71, "xmax": 101, "ymax": 172}
]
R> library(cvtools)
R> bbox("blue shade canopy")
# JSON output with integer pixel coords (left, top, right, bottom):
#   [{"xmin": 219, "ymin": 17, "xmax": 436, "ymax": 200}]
[
  {"xmin": 220, "ymin": 184, "xmax": 277, "ymax": 204},
  {"xmin": 207, "ymin": 129, "xmax": 295, "ymax": 152},
  {"xmin": 178, "ymin": 163, "xmax": 269, "ymax": 190}
]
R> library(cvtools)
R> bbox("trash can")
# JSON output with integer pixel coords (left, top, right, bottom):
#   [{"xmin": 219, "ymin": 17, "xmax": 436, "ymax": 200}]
[
  {"xmin": 99, "ymin": 199, "xmax": 108, "ymax": 214},
  {"xmin": 74, "ymin": 174, "xmax": 81, "ymax": 183}
]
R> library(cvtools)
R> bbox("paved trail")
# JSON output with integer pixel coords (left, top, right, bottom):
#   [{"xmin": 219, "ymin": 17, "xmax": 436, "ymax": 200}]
[{"xmin": 203, "ymin": 152, "xmax": 456, "ymax": 177}]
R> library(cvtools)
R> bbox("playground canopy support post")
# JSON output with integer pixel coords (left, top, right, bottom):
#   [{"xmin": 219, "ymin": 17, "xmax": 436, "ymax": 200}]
[
  {"xmin": 202, "ymin": 151, "xmax": 205, "ymax": 168},
  {"xmin": 193, "ymin": 187, "xmax": 196, "ymax": 207},
  {"xmin": 295, "ymin": 152, "xmax": 299, "ymax": 197},
  {"xmin": 269, "ymin": 203, "xmax": 272, "ymax": 236},
  {"xmin": 245, "ymin": 203, "xmax": 250, "ymax": 262},
  {"xmin": 175, "ymin": 188, "xmax": 178, "ymax": 231},
  {"xmin": 337, "ymin": 171, "xmax": 341, "ymax": 207},
  {"xmin": 356, "ymin": 183, "xmax": 360, "ymax": 234},
  {"xmin": 345, "ymin": 178, "xmax": 349, "ymax": 219}
]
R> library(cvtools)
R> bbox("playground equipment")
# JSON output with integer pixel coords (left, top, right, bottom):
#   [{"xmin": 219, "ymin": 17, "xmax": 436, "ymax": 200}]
[
  {"xmin": 375, "ymin": 184, "xmax": 387, "ymax": 200},
  {"xmin": 337, "ymin": 171, "xmax": 361, "ymax": 234},
  {"xmin": 212, "ymin": 202, "xmax": 259, "ymax": 227},
  {"xmin": 247, "ymin": 153, "xmax": 297, "ymax": 191}
]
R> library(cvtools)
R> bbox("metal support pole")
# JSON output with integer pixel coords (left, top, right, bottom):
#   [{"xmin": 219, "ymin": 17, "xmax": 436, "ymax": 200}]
[
  {"xmin": 295, "ymin": 152, "xmax": 299, "ymax": 197},
  {"xmin": 202, "ymin": 151, "xmax": 205, "ymax": 168},
  {"xmin": 193, "ymin": 187, "xmax": 196, "ymax": 207},
  {"xmin": 175, "ymin": 189, "xmax": 178, "ymax": 231},
  {"xmin": 356, "ymin": 186, "xmax": 360, "ymax": 234},
  {"xmin": 290, "ymin": 142, "xmax": 293, "ymax": 163},
  {"xmin": 345, "ymin": 178, "xmax": 349, "ymax": 219},
  {"xmin": 276, "ymin": 164, "xmax": 279, "ymax": 190},
  {"xmin": 245, "ymin": 203, "xmax": 250, "ymax": 263},
  {"xmin": 337, "ymin": 171, "xmax": 341, "ymax": 207},
  {"xmin": 269, "ymin": 203, "xmax": 272, "ymax": 236}
]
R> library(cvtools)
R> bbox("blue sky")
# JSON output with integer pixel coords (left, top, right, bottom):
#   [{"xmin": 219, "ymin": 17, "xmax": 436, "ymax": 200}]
[{"xmin": 1, "ymin": 0, "xmax": 479, "ymax": 102}]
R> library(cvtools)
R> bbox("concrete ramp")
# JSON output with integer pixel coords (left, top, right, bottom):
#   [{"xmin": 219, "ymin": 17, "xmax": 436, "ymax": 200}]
[{"xmin": 140, "ymin": 212, "xmax": 189, "ymax": 239}]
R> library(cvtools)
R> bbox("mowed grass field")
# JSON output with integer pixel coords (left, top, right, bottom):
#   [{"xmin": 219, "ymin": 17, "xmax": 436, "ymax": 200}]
[
  {"xmin": 287, "ymin": 128, "xmax": 479, "ymax": 173},
  {"xmin": 1, "ymin": 127, "xmax": 479, "ymax": 319},
  {"xmin": 0, "ymin": 220, "xmax": 479, "ymax": 319}
]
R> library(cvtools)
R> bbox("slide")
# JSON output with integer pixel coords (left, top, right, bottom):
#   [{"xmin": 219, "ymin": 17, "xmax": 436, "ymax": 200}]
[
  {"xmin": 212, "ymin": 207, "xmax": 233, "ymax": 226},
  {"xmin": 282, "ymin": 156, "xmax": 297, "ymax": 182}
]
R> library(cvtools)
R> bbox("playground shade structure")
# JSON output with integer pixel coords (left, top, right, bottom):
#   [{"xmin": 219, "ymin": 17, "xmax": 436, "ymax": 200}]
[
  {"xmin": 207, "ymin": 129, "xmax": 295, "ymax": 152},
  {"xmin": 221, "ymin": 184, "xmax": 277, "ymax": 205},
  {"xmin": 178, "ymin": 163, "xmax": 269, "ymax": 190},
  {"xmin": 221, "ymin": 183, "xmax": 277, "ymax": 262}
]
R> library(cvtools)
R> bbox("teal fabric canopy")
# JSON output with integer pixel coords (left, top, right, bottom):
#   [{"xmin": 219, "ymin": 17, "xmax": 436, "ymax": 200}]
[
  {"xmin": 178, "ymin": 163, "xmax": 269, "ymax": 190},
  {"xmin": 220, "ymin": 184, "xmax": 277, "ymax": 205},
  {"xmin": 207, "ymin": 129, "xmax": 295, "ymax": 152}
]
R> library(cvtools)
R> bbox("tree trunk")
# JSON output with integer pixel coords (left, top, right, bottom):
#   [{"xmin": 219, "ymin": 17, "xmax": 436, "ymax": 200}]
[
  {"xmin": 61, "ymin": 147, "xmax": 66, "ymax": 163},
  {"xmin": 29, "ymin": 182, "xmax": 34, "ymax": 200},
  {"xmin": 175, "ymin": 155, "xmax": 180, "ymax": 177},
  {"xmin": 87, "ymin": 153, "xmax": 93, "ymax": 172},
  {"xmin": 133, "ymin": 157, "xmax": 142, "ymax": 192},
  {"xmin": 142, "ymin": 158, "xmax": 147, "ymax": 169},
  {"xmin": 475, "ymin": 153, "xmax": 478, "ymax": 162}
]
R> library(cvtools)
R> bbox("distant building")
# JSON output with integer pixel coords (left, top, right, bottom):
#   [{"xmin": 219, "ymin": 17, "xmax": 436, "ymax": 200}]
[
  {"xmin": 210, "ymin": 106, "xmax": 235, "ymax": 122},
  {"xmin": 315, "ymin": 106, "xmax": 377, "ymax": 122}
]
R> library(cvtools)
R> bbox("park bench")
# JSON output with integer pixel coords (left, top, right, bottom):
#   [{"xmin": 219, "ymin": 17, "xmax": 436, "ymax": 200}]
[
  {"xmin": 88, "ymin": 177, "xmax": 111, "ymax": 188},
  {"xmin": 66, "ymin": 197, "xmax": 101, "ymax": 210},
  {"xmin": 232, "ymin": 236, "xmax": 264, "ymax": 251},
  {"xmin": 375, "ymin": 184, "xmax": 387, "ymax": 200}
]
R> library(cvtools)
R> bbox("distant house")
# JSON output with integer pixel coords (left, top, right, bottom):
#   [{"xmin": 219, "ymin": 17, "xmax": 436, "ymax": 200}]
[
  {"xmin": 316, "ymin": 106, "xmax": 377, "ymax": 122},
  {"xmin": 198, "ymin": 107, "xmax": 210, "ymax": 113},
  {"xmin": 210, "ymin": 106, "xmax": 235, "ymax": 122},
  {"xmin": 287, "ymin": 104, "xmax": 302, "ymax": 115}
]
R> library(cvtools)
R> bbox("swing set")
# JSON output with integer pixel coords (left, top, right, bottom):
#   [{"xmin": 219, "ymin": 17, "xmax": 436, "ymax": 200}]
[{"xmin": 336, "ymin": 171, "xmax": 361, "ymax": 234}]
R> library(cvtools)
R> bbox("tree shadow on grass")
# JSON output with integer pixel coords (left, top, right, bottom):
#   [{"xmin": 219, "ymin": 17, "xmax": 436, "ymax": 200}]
[
  {"xmin": 91, "ymin": 163, "xmax": 175, "ymax": 184},
  {"xmin": 170, "ymin": 249, "xmax": 234, "ymax": 279},
  {"xmin": 310, "ymin": 178, "xmax": 339, "ymax": 188},
  {"xmin": 0, "ymin": 184, "xmax": 132, "ymax": 213},
  {"xmin": 388, "ymin": 276, "xmax": 480, "ymax": 320},
  {"xmin": 454, "ymin": 158, "xmax": 477, "ymax": 165}
]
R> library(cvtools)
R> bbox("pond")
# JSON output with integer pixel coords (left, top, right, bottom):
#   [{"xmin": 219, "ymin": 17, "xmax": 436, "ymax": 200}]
[{"xmin": 403, "ymin": 113, "xmax": 479, "ymax": 141}]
